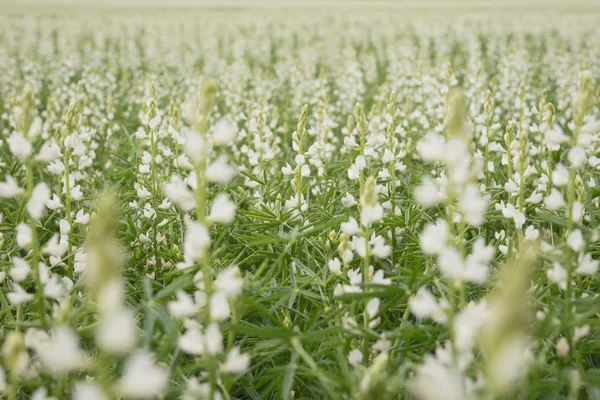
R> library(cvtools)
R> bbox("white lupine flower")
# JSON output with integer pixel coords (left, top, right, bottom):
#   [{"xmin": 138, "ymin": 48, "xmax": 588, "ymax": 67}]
[
  {"xmin": 556, "ymin": 337, "xmax": 569, "ymax": 358},
  {"xmin": 158, "ymin": 198, "xmax": 171, "ymax": 210},
  {"xmin": 576, "ymin": 253, "xmax": 599, "ymax": 275},
  {"xmin": 568, "ymin": 146, "xmax": 586, "ymax": 168},
  {"xmin": 168, "ymin": 290, "xmax": 199, "ymax": 318},
  {"xmin": 184, "ymin": 221, "xmax": 210, "ymax": 261},
  {"xmin": 348, "ymin": 164, "xmax": 360, "ymax": 180},
  {"xmin": 7, "ymin": 283, "xmax": 33, "ymax": 305},
  {"xmin": 141, "ymin": 151, "xmax": 152, "ymax": 165},
  {"xmin": 526, "ymin": 191, "xmax": 543, "ymax": 204},
  {"xmin": 414, "ymin": 177, "xmax": 442, "ymax": 207},
  {"xmin": 28, "ymin": 116, "xmax": 42, "ymax": 138},
  {"xmin": 73, "ymin": 382, "xmax": 108, "ymax": 400},
  {"xmin": 409, "ymin": 288, "xmax": 448, "ymax": 324},
  {"xmin": 212, "ymin": 118, "xmax": 237, "ymax": 145},
  {"xmin": 341, "ymin": 193, "xmax": 357, "ymax": 207},
  {"xmin": 181, "ymin": 379, "xmax": 212, "ymax": 400},
  {"xmin": 504, "ymin": 179, "xmax": 519, "ymax": 195},
  {"xmin": 513, "ymin": 211, "xmax": 526, "ymax": 229},
  {"xmin": 181, "ymin": 101, "xmax": 200, "ymax": 125},
  {"xmin": 545, "ymin": 126, "xmax": 569, "ymax": 146},
  {"xmin": 382, "ymin": 148, "xmax": 394, "ymax": 163},
  {"xmin": 70, "ymin": 185, "xmax": 84, "ymax": 201},
  {"xmin": 438, "ymin": 247, "xmax": 465, "ymax": 282},
  {"xmin": 213, "ymin": 266, "xmax": 244, "ymax": 299},
  {"xmin": 210, "ymin": 291, "xmax": 230, "ymax": 321},
  {"xmin": 43, "ymin": 275, "xmax": 66, "ymax": 299},
  {"xmin": 281, "ymin": 163, "xmax": 294, "ymax": 176},
  {"xmin": 206, "ymin": 157, "xmax": 237, "ymax": 184},
  {"xmin": 59, "ymin": 219, "xmax": 71, "ymax": 235},
  {"xmin": 547, "ymin": 262, "xmax": 567, "ymax": 290},
  {"xmin": 35, "ymin": 140, "xmax": 61, "ymax": 162},
  {"xmin": 370, "ymin": 235, "xmax": 391, "ymax": 258},
  {"xmin": 48, "ymin": 160, "xmax": 65, "ymax": 175},
  {"xmin": 42, "ymin": 235, "xmax": 68, "ymax": 258},
  {"xmin": 178, "ymin": 325, "xmax": 205, "ymax": 355},
  {"xmin": 453, "ymin": 301, "xmax": 488, "ymax": 351},
  {"xmin": 328, "ymin": 258, "xmax": 342, "ymax": 275},
  {"xmin": 500, "ymin": 203, "xmax": 525, "ymax": 228},
  {"xmin": 416, "ymin": 133, "xmax": 445, "ymax": 163},
  {"xmin": 413, "ymin": 355, "xmax": 464, "ymax": 400},
  {"xmin": 567, "ymin": 229, "xmax": 584, "ymax": 252},
  {"xmin": 73, "ymin": 250, "xmax": 88, "ymax": 274},
  {"xmin": 355, "ymin": 155, "xmax": 366, "ymax": 170},
  {"xmin": 38, "ymin": 262, "xmax": 49, "ymax": 283},
  {"xmin": 118, "ymin": 352, "xmax": 169, "ymax": 399},
  {"xmin": 464, "ymin": 240, "xmax": 494, "ymax": 283},
  {"xmin": 365, "ymin": 297, "xmax": 380, "ymax": 319},
  {"xmin": 74, "ymin": 209, "xmax": 90, "ymax": 225},
  {"xmin": 9, "ymin": 257, "xmax": 30, "ymax": 282},
  {"xmin": 552, "ymin": 164, "xmax": 569, "ymax": 187},
  {"xmin": 27, "ymin": 182, "xmax": 50, "ymax": 220},
  {"xmin": 342, "ymin": 248, "xmax": 353, "ymax": 263},
  {"xmin": 163, "ymin": 178, "xmax": 196, "ymax": 211},
  {"xmin": 571, "ymin": 201, "xmax": 583, "ymax": 223},
  {"xmin": 0, "ymin": 175, "xmax": 24, "ymax": 198},
  {"xmin": 457, "ymin": 185, "xmax": 487, "ymax": 226},
  {"xmin": 360, "ymin": 203, "xmax": 384, "ymax": 226},
  {"xmin": 544, "ymin": 189, "xmax": 565, "ymax": 210},
  {"xmin": 208, "ymin": 193, "xmax": 236, "ymax": 224},
  {"xmin": 419, "ymin": 219, "xmax": 448, "ymax": 256},
  {"xmin": 524, "ymin": 225, "xmax": 540, "ymax": 241},
  {"xmin": 348, "ymin": 349, "xmax": 363, "ymax": 366},
  {"xmin": 149, "ymin": 115, "xmax": 162, "ymax": 130},
  {"xmin": 220, "ymin": 346, "xmax": 250, "ymax": 374},
  {"xmin": 72, "ymin": 141, "xmax": 86, "ymax": 157},
  {"xmin": 16, "ymin": 223, "xmax": 33, "ymax": 249},
  {"xmin": 351, "ymin": 236, "xmax": 367, "ymax": 258},
  {"xmin": 135, "ymin": 127, "xmax": 147, "ymax": 140},
  {"xmin": 37, "ymin": 327, "xmax": 85, "ymax": 374},
  {"xmin": 143, "ymin": 203, "xmax": 156, "ymax": 219},
  {"xmin": 574, "ymin": 325, "xmax": 590, "ymax": 342},
  {"xmin": 8, "ymin": 132, "xmax": 32, "ymax": 162},
  {"xmin": 300, "ymin": 164, "xmax": 310, "ymax": 177},
  {"xmin": 46, "ymin": 194, "xmax": 62, "ymax": 210},
  {"xmin": 96, "ymin": 309, "xmax": 139, "ymax": 354},
  {"xmin": 340, "ymin": 217, "xmax": 360, "ymax": 236},
  {"xmin": 372, "ymin": 269, "xmax": 391, "ymax": 285},
  {"xmin": 30, "ymin": 388, "xmax": 55, "ymax": 400},
  {"xmin": 204, "ymin": 323, "xmax": 224, "ymax": 355}
]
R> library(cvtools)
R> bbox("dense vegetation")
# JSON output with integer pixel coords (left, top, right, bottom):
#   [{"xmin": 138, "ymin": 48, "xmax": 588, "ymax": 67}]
[{"xmin": 0, "ymin": 2, "xmax": 599, "ymax": 399}]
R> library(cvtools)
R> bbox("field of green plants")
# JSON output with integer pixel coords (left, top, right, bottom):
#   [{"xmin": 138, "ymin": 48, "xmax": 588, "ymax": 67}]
[{"xmin": 0, "ymin": 2, "xmax": 599, "ymax": 399}]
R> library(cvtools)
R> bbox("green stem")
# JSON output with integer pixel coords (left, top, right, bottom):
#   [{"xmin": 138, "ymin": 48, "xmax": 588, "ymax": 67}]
[
  {"xmin": 194, "ymin": 117, "xmax": 216, "ymax": 400},
  {"xmin": 31, "ymin": 225, "xmax": 48, "ymax": 330},
  {"xmin": 484, "ymin": 119, "xmax": 490, "ymax": 187},
  {"xmin": 64, "ymin": 146, "xmax": 73, "ymax": 279},
  {"xmin": 361, "ymin": 224, "xmax": 370, "ymax": 365},
  {"xmin": 23, "ymin": 159, "xmax": 48, "ymax": 329},
  {"xmin": 564, "ymin": 123, "xmax": 580, "ymax": 365},
  {"xmin": 150, "ymin": 126, "xmax": 160, "ymax": 279}
]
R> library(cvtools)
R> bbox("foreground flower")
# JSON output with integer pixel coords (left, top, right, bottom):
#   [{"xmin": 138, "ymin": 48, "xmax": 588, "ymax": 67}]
[{"xmin": 118, "ymin": 352, "xmax": 169, "ymax": 399}]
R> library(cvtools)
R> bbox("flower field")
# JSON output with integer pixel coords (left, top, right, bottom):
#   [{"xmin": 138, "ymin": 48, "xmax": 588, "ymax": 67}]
[{"xmin": 0, "ymin": 1, "xmax": 600, "ymax": 399}]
